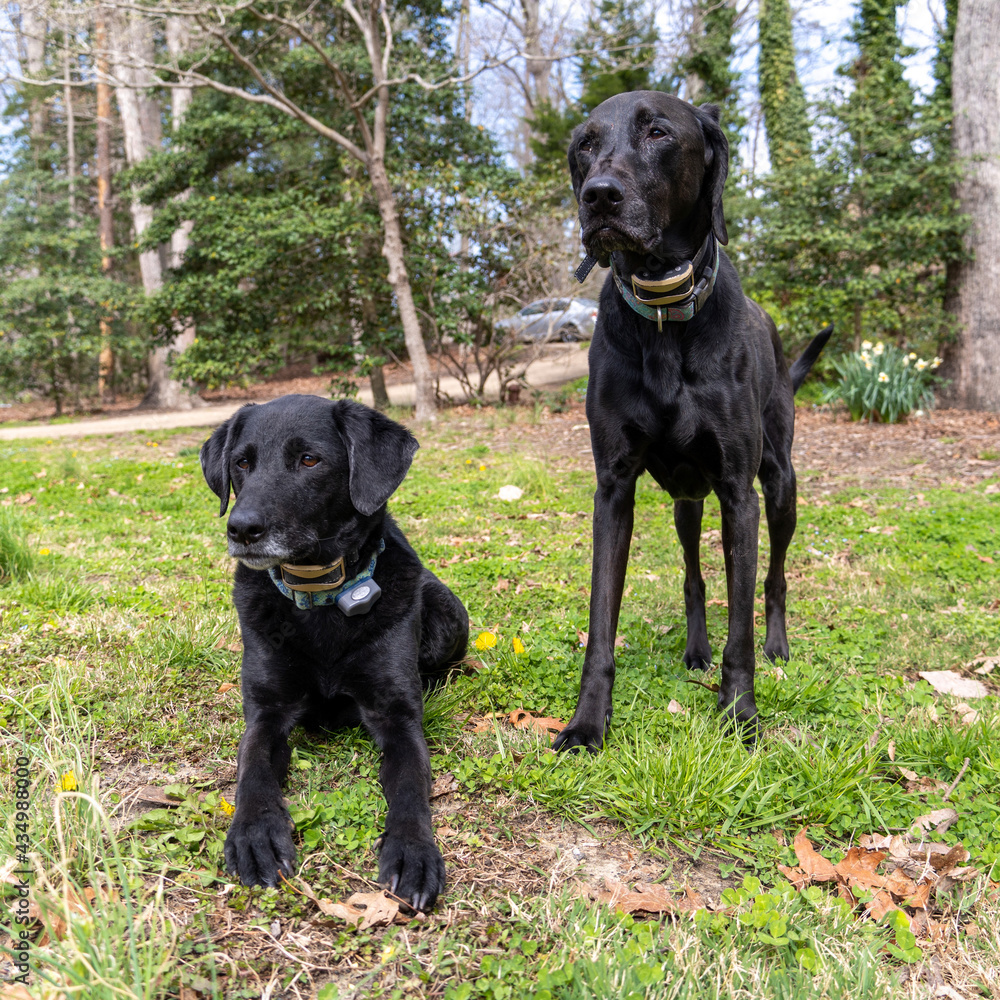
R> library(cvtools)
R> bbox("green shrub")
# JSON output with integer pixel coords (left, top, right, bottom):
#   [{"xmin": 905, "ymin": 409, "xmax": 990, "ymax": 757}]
[
  {"xmin": 0, "ymin": 508, "xmax": 33, "ymax": 582},
  {"xmin": 825, "ymin": 341, "xmax": 941, "ymax": 423}
]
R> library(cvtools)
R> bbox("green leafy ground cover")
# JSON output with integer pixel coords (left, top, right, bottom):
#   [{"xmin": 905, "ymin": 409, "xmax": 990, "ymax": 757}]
[{"xmin": 1, "ymin": 392, "xmax": 998, "ymax": 999}]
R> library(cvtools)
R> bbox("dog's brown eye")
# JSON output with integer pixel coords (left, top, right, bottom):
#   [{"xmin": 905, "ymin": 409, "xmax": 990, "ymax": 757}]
[
  {"xmin": 649, "ymin": 127, "xmax": 666, "ymax": 139},
  {"xmin": 579, "ymin": 138, "xmax": 593, "ymax": 152},
  {"xmin": 236, "ymin": 457, "xmax": 249, "ymax": 470},
  {"xmin": 301, "ymin": 455, "xmax": 320, "ymax": 467}
]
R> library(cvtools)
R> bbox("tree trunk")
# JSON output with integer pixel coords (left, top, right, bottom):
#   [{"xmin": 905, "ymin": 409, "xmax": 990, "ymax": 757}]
[
  {"xmin": 21, "ymin": 5, "xmax": 47, "ymax": 157},
  {"xmin": 95, "ymin": 9, "xmax": 115, "ymax": 400},
  {"xmin": 368, "ymin": 154, "xmax": 436, "ymax": 422},
  {"xmin": 112, "ymin": 11, "xmax": 203, "ymax": 410},
  {"xmin": 369, "ymin": 365, "xmax": 390, "ymax": 411},
  {"xmin": 943, "ymin": 0, "xmax": 1000, "ymax": 410}
]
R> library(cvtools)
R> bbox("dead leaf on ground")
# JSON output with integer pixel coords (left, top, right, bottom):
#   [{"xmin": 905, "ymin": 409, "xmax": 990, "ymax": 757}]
[
  {"xmin": 132, "ymin": 785, "xmax": 181, "ymax": 806},
  {"xmin": 834, "ymin": 847, "xmax": 887, "ymax": 892},
  {"xmin": 917, "ymin": 670, "xmax": 989, "ymax": 699},
  {"xmin": 969, "ymin": 655, "xmax": 998, "ymax": 675},
  {"xmin": 793, "ymin": 829, "xmax": 838, "ymax": 882},
  {"xmin": 316, "ymin": 890, "xmax": 407, "ymax": 929},
  {"xmin": 587, "ymin": 879, "xmax": 706, "ymax": 916},
  {"xmin": 217, "ymin": 682, "xmax": 237, "ymax": 694},
  {"xmin": 213, "ymin": 637, "xmax": 242, "ymax": 652},
  {"xmin": 508, "ymin": 708, "xmax": 567, "ymax": 735},
  {"xmin": 431, "ymin": 773, "xmax": 458, "ymax": 798},
  {"xmin": 776, "ymin": 863, "xmax": 810, "ymax": 891},
  {"xmin": 0, "ymin": 986, "xmax": 37, "ymax": 1000},
  {"xmin": 910, "ymin": 808, "xmax": 959, "ymax": 838}
]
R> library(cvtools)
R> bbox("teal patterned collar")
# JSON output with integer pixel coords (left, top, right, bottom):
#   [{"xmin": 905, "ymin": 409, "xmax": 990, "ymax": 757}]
[
  {"xmin": 268, "ymin": 538, "xmax": 385, "ymax": 613},
  {"xmin": 610, "ymin": 239, "xmax": 720, "ymax": 331}
]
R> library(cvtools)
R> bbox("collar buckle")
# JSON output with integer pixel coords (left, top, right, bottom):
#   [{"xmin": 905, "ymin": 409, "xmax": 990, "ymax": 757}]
[
  {"xmin": 279, "ymin": 557, "xmax": 347, "ymax": 593},
  {"xmin": 631, "ymin": 262, "xmax": 695, "ymax": 305}
]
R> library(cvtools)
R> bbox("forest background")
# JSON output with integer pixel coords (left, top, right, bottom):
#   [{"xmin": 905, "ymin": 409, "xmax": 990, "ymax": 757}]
[{"xmin": 0, "ymin": 0, "xmax": 996, "ymax": 422}]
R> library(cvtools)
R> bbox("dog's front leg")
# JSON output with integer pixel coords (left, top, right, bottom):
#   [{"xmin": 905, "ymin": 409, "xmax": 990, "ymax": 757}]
[
  {"xmin": 360, "ymin": 695, "xmax": 444, "ymax": 912},
  {"xmin": 554, "ymin": 470, "xmax": 638, "ymax": 753},
  {"xmin": 717, "ymin": 483, "xmax": 761, "ymax": 740},
  {"xmin": 225, "ymin": 702, "xmax": 299, "ymax": 887}
]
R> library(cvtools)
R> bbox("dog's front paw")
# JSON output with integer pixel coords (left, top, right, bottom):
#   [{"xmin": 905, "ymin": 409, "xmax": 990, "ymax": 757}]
[
  {"xmin": 552, "ymin": 713, "xmax": 609, "ymax": 754},
  {"xmin": 224, "ymin": 806, "xmax": 297, "ymax": 887},
  {"xmin": 378, "ymin": 835, "xmax": 445, "ymax": 912}
]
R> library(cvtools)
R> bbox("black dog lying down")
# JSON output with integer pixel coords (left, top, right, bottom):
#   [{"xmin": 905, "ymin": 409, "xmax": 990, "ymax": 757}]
[
  {"xmin": 201, "ymin": 394, "xmax": 468, "ymax": 910},
  {"xmin": 554, "ymin": 91, "xmax": 831, "ymax": 751}
]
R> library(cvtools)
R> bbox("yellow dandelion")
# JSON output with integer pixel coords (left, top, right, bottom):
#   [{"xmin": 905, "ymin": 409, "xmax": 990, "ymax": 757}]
[
  {"xmin": 474, "ymin": 632, "xmax": 497, "ymax": 651},
  {"xmin": 59, "ymin": 772, "xmax": 77, "ymax": 792},
  {"xmin": 512, "ymin": 637, "xmax": 525, "ymax": 655},
  {"xmin": 39, "ymin": 547, "xmax": 50, "ymax": 555},
  {"xmin": 220, "ymin": 796, "xmax": 235, "ymax": 816},
  {"xmin": 478, "ymin": 463, "xmax": 486, "ymax": 471},
  {"xmin": 878, "ymin": 372, "xmax": 889, "ymax": 383}
]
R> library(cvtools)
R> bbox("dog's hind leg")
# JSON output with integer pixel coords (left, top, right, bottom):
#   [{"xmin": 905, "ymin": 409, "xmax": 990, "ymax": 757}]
[
  {"xmin": 673, "ymin": 499, "xmax": 712, "ymax": 670},
  {"xmin": 759, "ymin": 404, "xmax": 797, "ymax": 663}
]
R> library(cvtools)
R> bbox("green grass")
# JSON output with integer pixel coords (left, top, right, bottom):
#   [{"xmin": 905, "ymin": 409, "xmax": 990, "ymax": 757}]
[{"xmin": 1, "ymin": 411, "xmax": 999, "ymax": 999}]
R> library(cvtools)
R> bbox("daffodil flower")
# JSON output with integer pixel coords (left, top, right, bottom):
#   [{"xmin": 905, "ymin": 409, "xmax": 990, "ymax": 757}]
[{"xmin": 878, "ymin": 372, "xmax": 889, "ymax": 383}]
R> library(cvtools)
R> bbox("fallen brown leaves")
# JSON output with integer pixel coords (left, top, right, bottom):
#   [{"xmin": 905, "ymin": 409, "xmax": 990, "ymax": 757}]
[
  {"xmin": 584, "ymin": 880, "xmax": 706, "ymax": 916},
  {"xmin": 469, "ymin": 708, "xmax": 566, "ymax": 737},
  {"xmin": 298, "ymin": 880, "xmax": 425, "ymax": 930},
  {"xmin": 778, "ymin": 829, "xmax": 976, "ymax": 929}
]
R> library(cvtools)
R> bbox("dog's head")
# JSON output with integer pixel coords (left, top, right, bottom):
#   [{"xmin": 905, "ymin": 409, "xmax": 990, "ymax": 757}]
[
  {"xmin": 200, "ymin": 395, "xmax": 418, "ymax": 569},
  {"xmin": 568, "ymin": 92, "xmax": 728, "ymax": 268}
]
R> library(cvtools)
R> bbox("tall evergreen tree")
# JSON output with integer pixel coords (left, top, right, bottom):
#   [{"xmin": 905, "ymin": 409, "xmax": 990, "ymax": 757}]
[
  {"xmin": 528, "ymin": 0, "xmax": 660, "ymax": 172},
  {"xmin": 747, "ymin": 0, "xmax": 966, "ymax": 355}
]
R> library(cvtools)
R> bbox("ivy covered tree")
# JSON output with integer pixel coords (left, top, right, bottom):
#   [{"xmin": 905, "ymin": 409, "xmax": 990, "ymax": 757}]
[{"xmin": 758, "ymin": 0, "xmax": 811, "ymax": 173}]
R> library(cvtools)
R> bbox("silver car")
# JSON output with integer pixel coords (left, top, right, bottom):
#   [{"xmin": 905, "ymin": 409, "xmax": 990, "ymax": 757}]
[{"xmin": 495, "ymin": 297, "xmax": 599, "ymax": 343}]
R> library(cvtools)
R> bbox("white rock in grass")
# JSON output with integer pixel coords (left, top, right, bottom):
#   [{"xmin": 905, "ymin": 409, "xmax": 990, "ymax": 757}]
[
  {"xmin": 497, "ymin": 485, "xmax": 524, "ymax": 502},
  {"xmin": 917, "ymin": 670, "xmax": 989, "ymax": 699}
]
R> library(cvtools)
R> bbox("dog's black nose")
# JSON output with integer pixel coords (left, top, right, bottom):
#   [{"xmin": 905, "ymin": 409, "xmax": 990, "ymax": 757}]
[
  {"xmin": 581, "ymin": 175, "xmax": 624, "ymax": 211},
  {"xmin": 227, "ymin": 508, "xmax": 267, "ymax": 546}
]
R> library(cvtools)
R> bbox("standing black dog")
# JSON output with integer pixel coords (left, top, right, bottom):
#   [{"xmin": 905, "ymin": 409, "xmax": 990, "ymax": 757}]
[
  {"xmin": 553, "ymin": 92, "xmax": 831, "ymax": 752},
  {"xmin": 201, "ymin": 394, "xmax": 468, "ymax": 910}
]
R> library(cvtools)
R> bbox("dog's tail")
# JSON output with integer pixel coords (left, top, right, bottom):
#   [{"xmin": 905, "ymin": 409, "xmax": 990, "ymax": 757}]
[{"xmin": 789, "ymin": 325, "xmax": 834, "ymax": 393}]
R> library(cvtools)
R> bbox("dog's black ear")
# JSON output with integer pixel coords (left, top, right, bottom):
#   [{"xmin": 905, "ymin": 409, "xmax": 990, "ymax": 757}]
[
  {"xmin": 200, "ymin": 406, "xmax": 250, "ymax": 517},
  {"xmin": 568, "ymin": 125, "xmax": 586, "ymax": 202},
  {"xmin": 333, "ymin": 401, "xmax": 419, "ymax": 517},
  {"xmin": 695, "ymin": 103, "xmax": 729, "ymax": 246}
]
